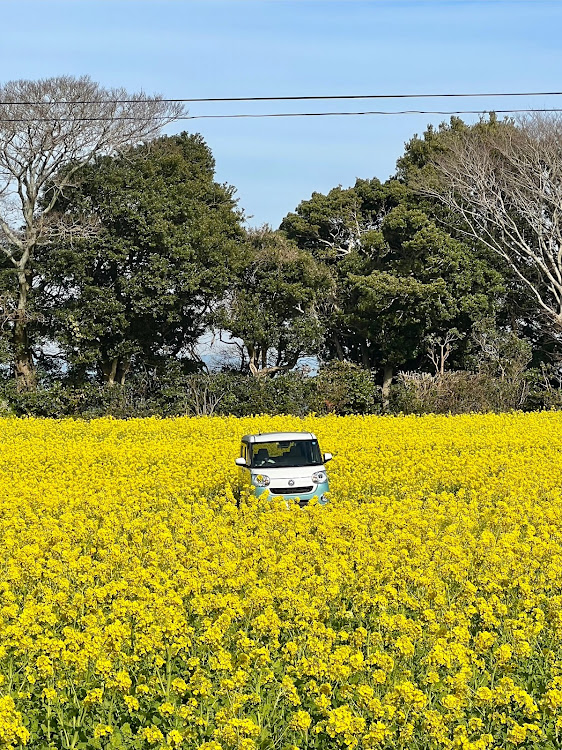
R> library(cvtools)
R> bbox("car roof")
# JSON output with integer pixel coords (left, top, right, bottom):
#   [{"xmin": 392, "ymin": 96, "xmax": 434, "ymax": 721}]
[{"xmin": 241, "ymin": 431, "xmax": 317, "ymax": 444}]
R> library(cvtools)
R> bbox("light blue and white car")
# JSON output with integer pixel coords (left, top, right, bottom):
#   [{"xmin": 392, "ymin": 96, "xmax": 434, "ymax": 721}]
[{"xmin": 235, "ymin": 431, "xmax": 332, "ymax": 506}]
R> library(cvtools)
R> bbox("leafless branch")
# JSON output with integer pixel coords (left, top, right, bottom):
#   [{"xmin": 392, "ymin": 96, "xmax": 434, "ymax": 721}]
[
  {"xmin": 427, "ymin": 329, "xmax": 460, "ymax": 376},
  {"xmin": 414, "ymin": 113, "xmax": 562, "ymax": 333},
  {"xmin": 0, "ymin": 75, "xmax": 184, "ymax": 389}
]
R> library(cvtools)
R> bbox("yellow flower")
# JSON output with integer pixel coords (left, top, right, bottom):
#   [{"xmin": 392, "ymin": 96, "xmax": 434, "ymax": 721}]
[
  {"xmin": 441, "ymin": 694, "xmax": 462, "ymax": 712},
  {"xmin": 363, "ymin": 721, "xmax": 389, "ymax": 746},
  {"xmin": 83, "ymin": 688, "xmax": 103, "ymax": 706},
  {"xmin": 494, "ymin": 644, "xmax": 513, "ymax": 666},
  {"xmin": 0, "ymin": 696, "xmax": 30, "ymax": 746},
  {"xmin": 543, "ymin": 688, "xmax": 562, "ymax": 712},
  {"xmin": 475, "ymin": 686, "xmax": 493, "ymax": 703},
  {"xmin": 289, "ymin": 711, "xmax": 312, "ymax": 732},
  {"xmin": 168, "ymin": 729, "xmax": 183, "ymax": 747},
  {"xmin": 110, "ymin": 669, "xmax": 132, "ymax": 691},
  {"xmin": 143, "ymin": 725, "xmax": 165, "ymax": 744},
  {"xmin": 424, "ymin": 671, "xmax": 440, "ymax": 685},
  {"xmin": 159, "ymin": 702, "xmax": 175, "ymax": 717},
  {"xmin": 93, "ymin": 724, "xmax": 113, "ymax": 739},
  {"xmin": 394, "ymin": 636, "xmax": 415, "ymax": 658},
  {"xmin": 474, "ymin": 631, "xmax": 496, "ymax": 652},
  {"xmin": 325, "ymin": 705, "xmax": 366, "ymax": 740},
  {"xmin": 506, "ymin": 723, "xmax": 527, "ymax": 744},
  {"xmin": 124, "ymin": 695, "xmax": 139, "ymax": 712},
  {"xmin": 35, "ymin": 655, "xmax": 54, "ymax": 677},
  {"xmin": 171, "ymin": 677, "xmax": 188, "ymax": 694}
]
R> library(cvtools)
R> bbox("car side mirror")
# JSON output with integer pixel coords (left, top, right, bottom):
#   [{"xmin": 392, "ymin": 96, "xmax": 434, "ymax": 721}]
[
  {"xmin": 235, "ymin": 457, "xmax": 247, "ymax": 467},
  {"xmin": 323, "ymin": 452, "xmax": 332, "ymax": 463}
]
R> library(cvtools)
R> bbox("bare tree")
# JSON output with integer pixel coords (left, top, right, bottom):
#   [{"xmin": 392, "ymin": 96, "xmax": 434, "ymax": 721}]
[
  {"xmin": 415, "ymin": 113, "xmax": 562, "ymax": 341},
  {"xmin": 427, "ymin": 329, "xmax": 461, "ymax": 376},
  {"xmin": 0, "ymin": 76, "xmax": 184, "ymax": 390}
]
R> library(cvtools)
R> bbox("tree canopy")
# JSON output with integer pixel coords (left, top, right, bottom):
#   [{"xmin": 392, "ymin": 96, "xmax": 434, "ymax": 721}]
[
  {"xmin": 281, "ymin": 177, "xmax": 503, "ymax": 389},
  {"xmin": 38, "ymin": 132, "xmax": 245, "ymax": 384},
  {"xmin": 0, "ymin": 76, "xmax": 183, "ymax": 390},
  {"xmin": 214, "ymin": 228, "xmax": 332, "ymax": 377}
]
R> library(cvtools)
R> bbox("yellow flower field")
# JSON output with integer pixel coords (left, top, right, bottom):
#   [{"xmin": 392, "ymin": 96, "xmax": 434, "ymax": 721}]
[{"xmin": 1, "ymin": 412, "xmax": 562, "ymax": 750}]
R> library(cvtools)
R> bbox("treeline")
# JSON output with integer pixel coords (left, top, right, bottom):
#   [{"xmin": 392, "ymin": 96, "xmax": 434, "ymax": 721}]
[{"xmin": 1, "ymin": 77, "xmax": 562, "ymax": 417}]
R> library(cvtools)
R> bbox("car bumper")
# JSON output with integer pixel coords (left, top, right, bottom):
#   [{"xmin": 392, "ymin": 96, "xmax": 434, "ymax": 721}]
[{"xmin": 254, "ymin": 482, "xmax": 330, "ymax": 506}]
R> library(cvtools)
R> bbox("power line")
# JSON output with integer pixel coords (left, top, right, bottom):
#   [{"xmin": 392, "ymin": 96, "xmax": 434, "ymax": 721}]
[
  {"xmin": 3, "ymin": 90, "xmax": 562, "ymax": 105},
  {"xmin": 132, "ymin": 91, "xmax": 562, "ymax": 103},
  {"xmin": 3, "ymin": 107, "xmax": 562, "ymax": 123},
  {"xmin": 184, "ymin": 107, "xmax": 562, "ymax": 120}
]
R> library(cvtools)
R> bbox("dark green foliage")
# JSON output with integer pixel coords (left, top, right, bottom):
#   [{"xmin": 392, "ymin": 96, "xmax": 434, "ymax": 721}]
[
  {"xmin": 2, "ymin": 365, "xmax": 561, "ymax": 419},
  {"xmin": 395, "ymin": 116, "xmax": 471, "ymax": 182},
  {"xmin": 281, "ymin": 177, "xmax": 504, "ymax": 377},
  {"xmin": 213, "ymin": 228, "xmax": 332, "ymax": 376},
  {"xmin": 315, "ymin": 360, "xmax": 379, "ymax": 415},
  {"xmin": 0, "ymin": 366, "xmax": 380, "ymax": 419},
  {"xmin": 38, "ymin": 132, "xmax": 244, "ymax": 384}
]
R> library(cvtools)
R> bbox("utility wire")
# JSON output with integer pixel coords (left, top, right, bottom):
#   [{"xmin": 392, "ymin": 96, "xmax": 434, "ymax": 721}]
[
  {"xmin": 3, "ymin": 91, "xmax": 562, "ymax": 105},
  {"xmin": 183, "ymin": 107, "xmax": 562, "ymax": 120},
  {"xmin": 3, "ymin": 107, "xmax": 562, "ymax": 122}
]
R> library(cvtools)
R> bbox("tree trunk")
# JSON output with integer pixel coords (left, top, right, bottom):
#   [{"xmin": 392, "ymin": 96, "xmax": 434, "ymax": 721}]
[
  {"xmin": 333, "ymin": 333, "xmax": 345, "ymax": 360},
  {"xmin": 117, "ymin": 358, "xmax": 131, "ymax": 386},
  {"xmin": 360, "ymin": 340, "xmax": 371, "ymax": 368},
  {"xmin": 13, "ymin": 270, "xmax": 35, "ymax": 392},
  {"xmin": 13, "ymin": 324, "xmax": 35, "ymax": 392},
  {"xmin": 101, "ymin": 357, "xmax": 119, "ymax": 386},
  {"xmin": 381, "ymin": 364, "xmax": 393, "ymax": 412},
  {"xmin": 101, "ymin": 357, "xmax": 132, "ymax": 386}
]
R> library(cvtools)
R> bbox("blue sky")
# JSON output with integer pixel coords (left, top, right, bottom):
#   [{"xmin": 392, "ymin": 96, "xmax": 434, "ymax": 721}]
[{"xmin": 1, "ymin": 0, "xmax": 562, "ymax": 227}]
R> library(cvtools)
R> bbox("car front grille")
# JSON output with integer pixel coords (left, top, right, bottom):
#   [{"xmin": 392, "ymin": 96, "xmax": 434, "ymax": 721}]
[{"xmin": 270, "ymin": 486, "xmax": 314, "ymax": 495}]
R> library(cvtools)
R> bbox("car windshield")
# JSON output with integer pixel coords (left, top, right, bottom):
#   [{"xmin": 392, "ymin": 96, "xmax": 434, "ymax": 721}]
[{"xmin": 250, "ymin": 440, "xmax": 323, "ymax": 468}]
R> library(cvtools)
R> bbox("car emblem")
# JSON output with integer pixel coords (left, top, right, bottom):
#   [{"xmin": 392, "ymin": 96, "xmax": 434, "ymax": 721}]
[{"xmin": 288, "ymin": 479, "xmax": 295, "ymax": 487}]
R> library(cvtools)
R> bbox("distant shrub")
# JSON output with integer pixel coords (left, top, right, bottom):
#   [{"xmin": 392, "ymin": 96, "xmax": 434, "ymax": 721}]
[
  {"xmin": 315, "ymin": 361, "xmax": 380, "ymax": 415},
  {"xmin": 2, "ymin": 361, "xmax": 561, "ymax": 419},
  {"xmin": 393, "ymin": 370, "xmax": 531, "ymax": 414}
]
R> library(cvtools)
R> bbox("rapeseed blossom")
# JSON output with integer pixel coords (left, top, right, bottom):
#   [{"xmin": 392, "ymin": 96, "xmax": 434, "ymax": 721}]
[{"xmin": 0, "ymin": 412, "xmax": 562, "ymax": 748}]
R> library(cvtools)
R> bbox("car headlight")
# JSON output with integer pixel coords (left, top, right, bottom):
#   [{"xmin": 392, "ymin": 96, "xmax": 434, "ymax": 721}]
[
  {"xmin": 312, "ymin": 471, "xmax": 326, "ymax": 484},
  {"xmin": 252, "ymin": 474, "xmax": 270, "ymax": 487}
]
